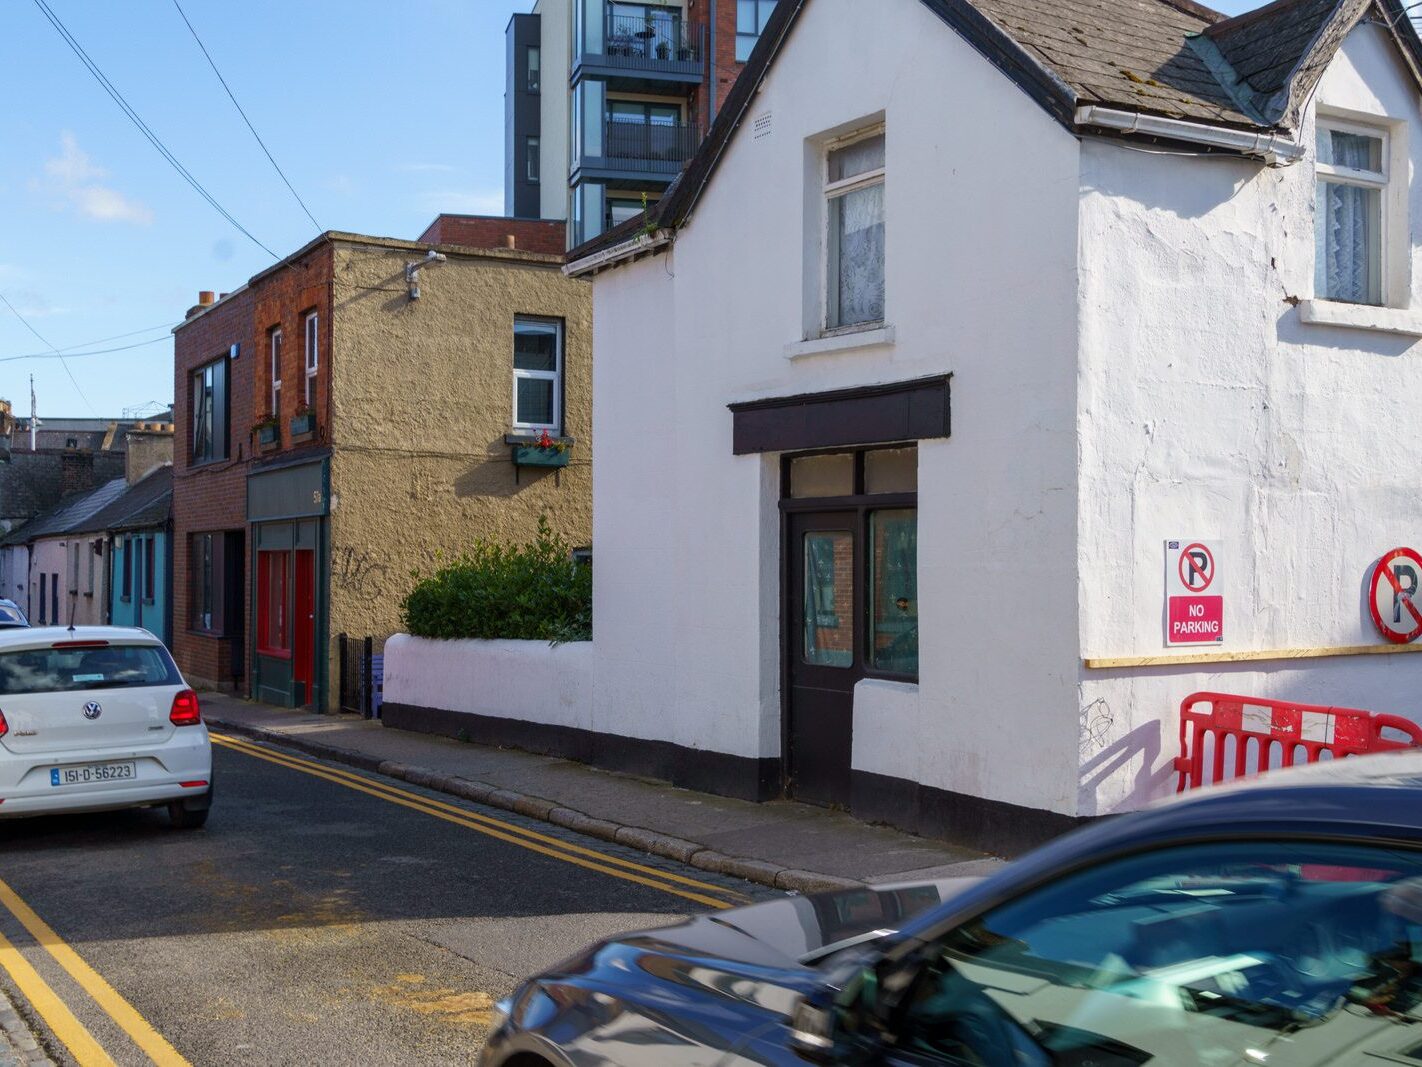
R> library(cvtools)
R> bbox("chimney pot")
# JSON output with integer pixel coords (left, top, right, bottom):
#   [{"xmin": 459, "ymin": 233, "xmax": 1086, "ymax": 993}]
[
  {"xmin": 198, "ymin": 291, "xmax": 216, "ymax": 306},
  {"xmin": 505, "ymin": 234, "xmax": 516, "ymax": 249},
  {"xmin": 218, "ymin": 292, "xmax": 229, "ymax": 300}
]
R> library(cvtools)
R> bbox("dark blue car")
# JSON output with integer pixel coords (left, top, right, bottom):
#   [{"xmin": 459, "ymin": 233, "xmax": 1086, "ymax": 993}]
[{"xmin": 480, "ymin": 750, "xmax": 1422, "ymax": 1065}]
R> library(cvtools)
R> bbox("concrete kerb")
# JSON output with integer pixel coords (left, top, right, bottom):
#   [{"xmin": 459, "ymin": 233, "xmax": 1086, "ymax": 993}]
[
  {"xmin": 207, "ymin": 716, "xmax": 867, "ymax": 895},
  {"xmin": 0, "ymin": 987, "xmax": 55, "ymax": 1065}
]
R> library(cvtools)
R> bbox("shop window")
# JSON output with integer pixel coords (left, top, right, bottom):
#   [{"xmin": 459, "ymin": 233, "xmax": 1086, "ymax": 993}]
[
  {"xmin": 868, "ymin": 508, "xmax": 917, "ymax": 675},
  {"xmin": 258, "ymin": 550, "xmax": 291, "ymax": 658},
  {"xmin": 191, "ymin": 533, "xmax": 215, "ymax": 631}
]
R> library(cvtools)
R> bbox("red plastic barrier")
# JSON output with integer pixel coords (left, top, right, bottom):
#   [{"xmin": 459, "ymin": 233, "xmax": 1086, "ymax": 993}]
[{"xmin": 1175, "ymin": 691, "xmax": 1422, "ymax": 792}]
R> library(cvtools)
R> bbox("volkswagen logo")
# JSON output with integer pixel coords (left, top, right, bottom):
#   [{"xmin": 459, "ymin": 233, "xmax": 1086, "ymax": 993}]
[{"xmin": 82, "ymin": 701, "xmax": 102, "ymax": 720}]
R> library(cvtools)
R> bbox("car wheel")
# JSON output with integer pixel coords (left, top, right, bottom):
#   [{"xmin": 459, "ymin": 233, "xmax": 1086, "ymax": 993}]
[{"xmin": 168, "ymin": 788, "xmax": 212, "ymax": 829}]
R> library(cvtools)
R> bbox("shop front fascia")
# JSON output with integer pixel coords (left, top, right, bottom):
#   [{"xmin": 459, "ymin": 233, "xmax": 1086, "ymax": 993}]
[{"xmin": 247, "ymin": 452, "xmax": 330, "ymax": 708}]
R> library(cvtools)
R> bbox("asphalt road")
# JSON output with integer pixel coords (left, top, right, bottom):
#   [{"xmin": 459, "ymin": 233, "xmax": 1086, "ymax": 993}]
[{"xmin": 0, "ymin": 732, "xmax": 772, "ymax": 1066}]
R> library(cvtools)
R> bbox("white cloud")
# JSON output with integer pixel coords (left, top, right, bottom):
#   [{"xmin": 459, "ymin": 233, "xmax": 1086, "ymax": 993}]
[
  {"xmin": 39, "ymin": 132, "xmax": 153, "ymax": 225},
  {"xmin": 418, "ymin": 187, "xmax": 504, "ymax": 215}
]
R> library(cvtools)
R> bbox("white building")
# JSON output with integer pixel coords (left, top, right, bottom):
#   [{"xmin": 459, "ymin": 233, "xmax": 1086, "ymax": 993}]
[{"xmin": 389, "ymin": 0, "xmax": 1422, "ymax": 853}]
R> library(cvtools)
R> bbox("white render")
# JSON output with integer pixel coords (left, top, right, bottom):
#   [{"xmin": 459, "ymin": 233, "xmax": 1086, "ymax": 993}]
[{"xmin": 390, "ymin": 1, "xmax": 1422, "ymax": 828}]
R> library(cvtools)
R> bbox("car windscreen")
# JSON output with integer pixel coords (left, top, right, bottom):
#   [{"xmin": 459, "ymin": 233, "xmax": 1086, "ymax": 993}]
[
  {"xmin": 0, "ymin": 604, "xmax": 26, "ymax": 625},
  {"xmin": 0, "ymin": 644, "xmax": 182, "ymax": 693}
]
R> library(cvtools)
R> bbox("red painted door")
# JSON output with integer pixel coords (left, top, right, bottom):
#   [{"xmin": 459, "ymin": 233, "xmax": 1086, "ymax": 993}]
[{"xmin": 294, "ymin": 549, "xmax": 315, "ymax": 706}]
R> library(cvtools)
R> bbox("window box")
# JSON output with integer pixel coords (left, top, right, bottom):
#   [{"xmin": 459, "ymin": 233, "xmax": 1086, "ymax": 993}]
[
  {"xmin": 512, "ymin": 443, "xmax": 571, "ymax": 468},
  {"xmin": 290, "ymin": 411, "xmax": 315, "ymax": 437},
  {"xmin": 256, "ymin": 422, "xmax": 280, "ymax": 448}
]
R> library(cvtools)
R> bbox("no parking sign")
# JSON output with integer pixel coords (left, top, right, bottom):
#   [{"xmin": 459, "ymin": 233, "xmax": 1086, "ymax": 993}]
[
  {"xmin": 1369, "ymin": 548, "xmax": 1422, "ymax": 644},
  {"xmin": 1165, "ymin": 540, "xmax": 1223, "ymax": 645}
]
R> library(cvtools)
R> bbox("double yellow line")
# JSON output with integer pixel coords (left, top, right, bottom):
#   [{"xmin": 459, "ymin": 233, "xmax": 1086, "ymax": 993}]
[
  {"xmin": 0, "ymin": 876, "xmax": 189, "ymax": 1066},
  {"xmin": 210, "ymin": 732, "xmax": 751, "ymax": 911}
]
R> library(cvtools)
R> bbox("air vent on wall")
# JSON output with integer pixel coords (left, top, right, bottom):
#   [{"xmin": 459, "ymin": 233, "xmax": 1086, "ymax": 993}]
[{"xmin": 753, "ymin": 111, "xmax": 772, "ymax": 140}]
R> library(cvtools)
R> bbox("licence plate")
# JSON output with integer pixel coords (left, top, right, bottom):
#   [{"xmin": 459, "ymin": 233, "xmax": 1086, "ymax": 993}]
[{"xmin": 49, "ymin": 762, "xmax": 137, "ymax": 787}]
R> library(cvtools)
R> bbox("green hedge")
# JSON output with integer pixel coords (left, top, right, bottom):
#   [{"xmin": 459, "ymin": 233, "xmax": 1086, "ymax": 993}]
[{"xmin": 401, "ymin": 517, "xmax": 591, "ymax": 642}]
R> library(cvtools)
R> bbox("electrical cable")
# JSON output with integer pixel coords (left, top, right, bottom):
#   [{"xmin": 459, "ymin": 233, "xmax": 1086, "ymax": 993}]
[
  {"xmin": 0, "ymin": 335, "xmax": 173, "ymax": 364},
  {"xmin": 30, "ymin": 0, "xmax": 278, "ymax": 259},
  {"xmin": 170, "ymin": 0, "xmax": 322, "ymax": 233},
  {"xmin": 0, "ymin": 292, "xmax": 99, "ymax": 416}
]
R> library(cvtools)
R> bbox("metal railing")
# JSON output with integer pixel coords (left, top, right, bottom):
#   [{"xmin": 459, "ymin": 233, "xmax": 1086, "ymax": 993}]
[
  {"xmin": 601, "ymin": 12, "xmax": 702, "ymax": 63},
  {"xmin": 598, "ymin": 118, "xmax": 701, "ymax": 167}
]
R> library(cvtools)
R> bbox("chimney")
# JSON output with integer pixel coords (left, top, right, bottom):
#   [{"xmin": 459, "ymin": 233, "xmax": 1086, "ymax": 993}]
[
  {"xmin": 124, "ymin": 425, "xmax": 174, "ymax": 484},
  {"xmin": 60, "ymin": 451, "xmax": 95, "ymax": 496}
]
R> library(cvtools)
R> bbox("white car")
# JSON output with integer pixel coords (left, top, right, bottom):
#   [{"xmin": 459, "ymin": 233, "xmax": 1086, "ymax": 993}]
[{"xmin": 0, "ymin": 626, "xmax": 212, "ymax": 828}]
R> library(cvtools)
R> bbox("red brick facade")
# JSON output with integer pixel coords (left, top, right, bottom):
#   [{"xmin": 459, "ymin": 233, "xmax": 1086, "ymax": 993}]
[
  {"xmin": 687, "ymin": 0, "xmax": 751, "ymax": 132},
  {"xmin": 417, "ymin": 216, "xmax": 566, "ymax": 256},
  {"xmin": 171, "ymin": 288, "xmax": 254, "ymax": 691},
  {"xmin": 252, "ymin": 244, "xmax": 334, "ymax": 451}
]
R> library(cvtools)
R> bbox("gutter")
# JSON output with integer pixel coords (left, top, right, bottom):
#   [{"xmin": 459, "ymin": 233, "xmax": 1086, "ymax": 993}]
[
  {"xmin": 564, "ymin": 229, "xmax": 673, "ymax": 277},
  {"xmin": 1075, "ymin": 105, "xmax": 1305, "ymax": 165}
]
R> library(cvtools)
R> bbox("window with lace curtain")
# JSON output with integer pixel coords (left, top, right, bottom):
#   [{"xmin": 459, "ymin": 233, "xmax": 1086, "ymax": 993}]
[
  {"xmin": 825, "ymin": 129, "xmax": 885, "ymax": 330},
  {"xmin": 1315, "ymin": 121, "xmax": 1387, "ymax": 305}
]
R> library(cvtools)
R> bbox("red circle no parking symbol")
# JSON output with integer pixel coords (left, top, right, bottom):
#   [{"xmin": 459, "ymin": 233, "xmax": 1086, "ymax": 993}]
[{"xmin": 1369, "ymin": 548, "xmax": 1422, "ymax": 644}]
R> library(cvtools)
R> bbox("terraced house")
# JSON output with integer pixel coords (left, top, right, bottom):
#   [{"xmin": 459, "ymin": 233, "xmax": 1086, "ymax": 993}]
[
  {"xmin": 388, "ymin": 0, "xmax": 1422, "ymax": 855},
  {"xmin": 173, "ymin": 217, "xmax": 589, "ymax": 709}
]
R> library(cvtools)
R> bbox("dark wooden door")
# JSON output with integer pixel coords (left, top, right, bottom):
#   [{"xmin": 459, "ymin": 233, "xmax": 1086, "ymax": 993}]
[{"xmin": 787, "ymin": 511, "xmax": 860, "ymax": 807}]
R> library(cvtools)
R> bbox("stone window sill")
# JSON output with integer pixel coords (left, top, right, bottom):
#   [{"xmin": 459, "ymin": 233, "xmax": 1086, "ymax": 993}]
[
  {"xmin": 785, "ymin": 324, "xmax": 896, "ymax": 360},
  {"xmin": 1298, "ymin": 299, "xmax": 1422, "ymax": 337}
]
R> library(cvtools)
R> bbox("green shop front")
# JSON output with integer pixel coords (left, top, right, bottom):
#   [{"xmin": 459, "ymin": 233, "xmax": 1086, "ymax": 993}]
[{"xmin": 247, "ymin": 453, "xmax": 329, "ymax": 708}]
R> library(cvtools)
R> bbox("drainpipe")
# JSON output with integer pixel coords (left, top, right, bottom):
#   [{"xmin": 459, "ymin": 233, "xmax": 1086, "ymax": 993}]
[{"xmin": 705, "ymin": 0, "xmax": 716, "ymax": 120}]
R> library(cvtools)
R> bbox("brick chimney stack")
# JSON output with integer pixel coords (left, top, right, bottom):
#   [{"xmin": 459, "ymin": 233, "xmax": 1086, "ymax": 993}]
[{"xmin": 60, "ymin": 450, "xmax": 95, "ymax": 496}]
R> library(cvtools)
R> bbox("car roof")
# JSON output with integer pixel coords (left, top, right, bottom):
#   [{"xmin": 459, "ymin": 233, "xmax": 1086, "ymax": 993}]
[{"xmin": 0, "ymin": 626, "xmax": 162, "ymax": 651}]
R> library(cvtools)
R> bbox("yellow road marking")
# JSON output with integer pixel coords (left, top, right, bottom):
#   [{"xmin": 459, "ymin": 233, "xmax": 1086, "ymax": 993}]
[
  {"xmin": 212, "ymin": 731, "xmax": 750, "ymax": 903},
  {"xmin": 0, "ymin": 925, "xmax": 114, "ymax": 1067},
  {"xmin": 0, "ymin": 878, "xmax": 191, "ymax": 1067},
  {"xmin": 210, "ymin": 733, "xmax": 740, "ymax": 911}
]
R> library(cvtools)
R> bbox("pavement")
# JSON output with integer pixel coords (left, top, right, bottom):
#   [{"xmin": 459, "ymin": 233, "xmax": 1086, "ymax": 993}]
[
  {"xmin": 201, "ymin": 693, "xmax": 1006, "ymax": 893},
  {"xmin": 0, "ymin": 991, "xmax": 49, "ymax": 1066}
]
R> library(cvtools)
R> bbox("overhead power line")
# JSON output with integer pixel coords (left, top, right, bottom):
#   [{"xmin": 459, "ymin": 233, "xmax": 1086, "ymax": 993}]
[
  {"xmin": 0, "ymin": 334, "xmax": 173, "ymax": 365},
  {"xmin": 170, "ymin": 0, "xmax": 322, "ymax": 233},
  {"xmin": 31, "ymin": 0, "xmax": 278, "ymax": 259},
  {"xmin": 0, "ymin": 292, "xmax": 99, "ymax": 416}
]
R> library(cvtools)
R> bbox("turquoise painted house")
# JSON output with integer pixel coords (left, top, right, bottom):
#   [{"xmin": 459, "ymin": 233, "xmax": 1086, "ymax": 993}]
[{"xmin": 85, "ymin": 465, "xmax": 173, "ymax": 645}]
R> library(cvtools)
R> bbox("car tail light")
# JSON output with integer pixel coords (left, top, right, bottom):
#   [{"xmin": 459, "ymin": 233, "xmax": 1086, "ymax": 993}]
[
  {"xmin": 170, "ymin": 690, "xmax": 202, "ymax": 727},
  {"xmin": 0, "ymin": 708, "xmax": 7, "ymax": 739}
]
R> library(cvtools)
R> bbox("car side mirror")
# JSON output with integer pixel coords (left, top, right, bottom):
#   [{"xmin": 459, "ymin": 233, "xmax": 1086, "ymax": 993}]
[{"xmin": 788, "ymin": 954, "xmax": 882, "ymax": 1063}]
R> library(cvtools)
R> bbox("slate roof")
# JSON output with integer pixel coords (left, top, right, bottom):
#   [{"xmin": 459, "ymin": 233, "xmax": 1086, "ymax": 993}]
[
  {"xmin": 569, "ymin": 0, "xmax": 1422, "ymax": 265},
  {"xmin": 0, "ymin": 478, "xmax": 128, "ymax": 547},
  {"xmin": 73, "ymin": 466, "xmax": 172, "ymax": 536}
]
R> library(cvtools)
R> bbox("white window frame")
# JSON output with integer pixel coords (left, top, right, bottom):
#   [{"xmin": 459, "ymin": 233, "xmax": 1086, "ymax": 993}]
[
  {"xmin": 68, "ymin": 542, "xmax": 78, "ymax": 594},
  {"xmin": 303, "ymin": 312, "xmax": 318, "ymax": 407},
  {"xmin": 269, "ymin": 327, "xmax": 283, "ymax": 416},
  {"xmin": 512, "ymin": 317, "xmax": 563, "ymax": 434},
  {"xmin": 823, "ymin": 126, "xmax": 886, "ymax": 332},
  {"xmin": 85, "ymin": 540, "xmax": 94, "ymax": 596},
  {"xmin": 1315, "ymin": 117, "xmax": 1391, "ymax": 307}
]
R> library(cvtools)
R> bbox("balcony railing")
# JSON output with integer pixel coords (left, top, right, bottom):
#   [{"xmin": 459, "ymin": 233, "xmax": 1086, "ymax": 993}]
[
  {"xmin": 576, "ymin": 14, "xmax": 704, "ymax": 83},
  {"xmin": 582, "ymin": 119, "xmax": 701, "ymax": 176}
]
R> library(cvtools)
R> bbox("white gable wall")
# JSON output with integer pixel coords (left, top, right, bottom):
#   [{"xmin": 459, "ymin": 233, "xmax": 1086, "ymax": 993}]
[
  {"xmin": 1076, "ymin": 23, "xmax": 1422, "ymax": 815},
  {"xmin": 591, "ymin": 0, "xmax": 1085, "ymax": 813}
]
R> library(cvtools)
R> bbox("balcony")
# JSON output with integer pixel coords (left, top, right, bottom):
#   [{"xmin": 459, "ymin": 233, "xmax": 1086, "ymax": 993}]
[
  {"xmin": 575, "ymin": 119, "xmax": 702, "ymax": 184},
  {"xmin": 573, "ymin": 13, "xmax": 705, "ymax": 91}
]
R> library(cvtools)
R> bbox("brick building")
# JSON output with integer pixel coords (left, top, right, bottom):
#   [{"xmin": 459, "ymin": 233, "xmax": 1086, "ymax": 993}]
[
  {"xmin": 173, "ymin": 218, "xmax": 588, "ymax": 708},
  {"xmin": 171, "ymin": 287, "xmax": 255, "ymax": 691}
]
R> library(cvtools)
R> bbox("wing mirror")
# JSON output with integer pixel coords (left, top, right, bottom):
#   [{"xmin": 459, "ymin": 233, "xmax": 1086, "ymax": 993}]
[{"xmin": 787, "ymin": 950, "xmax": 883, "ymax": 1063}]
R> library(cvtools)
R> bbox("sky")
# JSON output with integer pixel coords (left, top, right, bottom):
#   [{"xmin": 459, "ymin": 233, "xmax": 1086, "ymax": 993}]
[
  {"xmin": 0, "ymin": 0, "xmax": 1280, "ymax": 421},
  {"xmin": 1, "ymin": 0, "xmax": 528, "ymax": 421}
]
